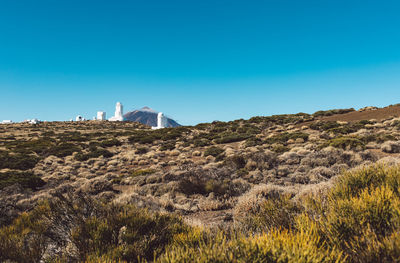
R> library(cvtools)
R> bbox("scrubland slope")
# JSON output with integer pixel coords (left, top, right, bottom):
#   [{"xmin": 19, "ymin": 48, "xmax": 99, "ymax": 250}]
[{"xmin": 1, "ymin": 105, "xmax": 400, "ymax": 262}]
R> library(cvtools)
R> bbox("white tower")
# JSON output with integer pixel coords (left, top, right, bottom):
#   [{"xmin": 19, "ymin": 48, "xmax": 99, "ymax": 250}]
[
  {"xmin": 109, "ymin": 102, "xmax": 124, "ymax": 121},
  {"xmin": 97, "ymin": 111, "xmax": 106, "ymax": 121},
  {"xmin": 157, "ymin": 112, "xmax": 167, "ymax": 128}
]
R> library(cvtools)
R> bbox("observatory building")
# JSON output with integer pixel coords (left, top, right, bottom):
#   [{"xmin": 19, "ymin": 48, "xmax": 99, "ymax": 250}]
[
  {"xmin": 76, "ymin": 115, "xmax": 85, "ymax": 121},
  {"xmin": 109, "ymin": 102, "xmax": 124, "ymax": 121},
  {"xmin": 97, "ymin": 111, "xmax": 106, "ymax": 121},
  {"xmin": 152, "ymin": 112, "xmax": 167, "ymax": 129}
]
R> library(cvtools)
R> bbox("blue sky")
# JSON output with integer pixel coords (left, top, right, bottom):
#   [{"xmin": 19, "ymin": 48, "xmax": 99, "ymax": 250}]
[{"xmin": 1, "ymin": 0, "xmax": 400, "ymax": 125}]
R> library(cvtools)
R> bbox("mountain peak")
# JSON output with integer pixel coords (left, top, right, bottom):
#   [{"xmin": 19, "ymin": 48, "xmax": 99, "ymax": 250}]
[{"xmin": 139, "ymin": 106, "xmax": 157, "ymax": 113}]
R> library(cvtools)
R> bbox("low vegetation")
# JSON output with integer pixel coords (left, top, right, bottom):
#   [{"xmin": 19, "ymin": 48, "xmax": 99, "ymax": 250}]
[
  {"xmin": 1, "ymin": 165, "xmax": 399, "ymax": 262},
  {"xmin": 1, "ymin": 107, "xmax": 400, "ymax": 262}
]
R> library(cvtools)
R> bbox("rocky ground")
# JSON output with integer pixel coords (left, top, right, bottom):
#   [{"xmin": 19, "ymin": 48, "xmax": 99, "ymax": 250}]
[{"xmin": 2, "ymin": 105, "xmax": 400, "ymax": 228}]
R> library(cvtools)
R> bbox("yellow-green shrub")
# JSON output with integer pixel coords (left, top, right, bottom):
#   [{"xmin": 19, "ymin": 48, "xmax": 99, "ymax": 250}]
[{"xmin": 158, "ymin": 228, "xmax": 343, "ymax": 263}]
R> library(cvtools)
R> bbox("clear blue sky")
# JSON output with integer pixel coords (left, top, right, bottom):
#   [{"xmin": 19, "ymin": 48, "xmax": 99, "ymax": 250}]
[{"xmin": 1, "ymin": 0, "xmax": 400, "ymax": 125}]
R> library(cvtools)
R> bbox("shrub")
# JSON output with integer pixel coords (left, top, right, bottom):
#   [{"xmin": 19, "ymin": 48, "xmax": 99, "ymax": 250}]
[
  {"xmin": 178, "ymin": 177, "xmax": 207, "ymax": 196},
  {"xmin": 47, "ymin": 143, "xmax": 81, "ymax": 157},
  {"xmin": 160, "ymin": 141, "xmax": 176, "ymax": 151},
  {"xmin": 167, "ymin": 164, "xmax": 400, "ymax": 262},
  {"xmin": 0, "ymin": 171, "xmax": 45, "ymax": 190},
  {"xmin": 245, "ymin": 137, "xmax": 263, "ymax": 147},
  {"xmin": 224, "ymin": 155, "xmax": 247, "ymax": 169},
  {"xmin": 361, "ymin": 133, "xmax": 396, "ymax": 144},
  {"xmin": 0, "ymin": 151, "xmax": 39, "ymax": 170},
  {"xmin": 241, "ymin": 194, "xmax": 302, "ymax": 232},
  {"xmin": 324, "ymin": 137, "xmax": 365, "ymax": 150},
  {"xmin": 204, "ymin": 146, "xmax": 224, "ymax": 157},
  {"xmin": 204, "ymin": 179, "xmax": 229, "ymax": 196},
  {"xmin": 0, "ymin": 201, "xmax": 52, "ymax": 263},
  {"xmin": 214, "ymin": 133, "xmax": 250, "ymax": 144},
  {"xmin": 75, "ymin": 147, "xmax": 113, "ymax": 161},
  {"xmin": 71, "ymin": 205, "xmax": 187, "ymax": 262},
  {"xmin": 300, "ymin": 165, "xmax": 400, "ymax": 262},
  {"xmin": 158, "ymin": 228, "xmax": 343, "ymax": 263},
  {"xmin": 0, "ymin": 194, "xmax": 189, "ymax": 263},
  {"xmin": 193, "ymin": 139, "xmax": 211, "ymax": 147},
  {"xmin": 265, "ymin": 132, "xmax": 309, "ymax": 145},
  {"xmin": 99, "ymin": 138, "xmax": 122, "ymax": 147},
  {"xmin": 130, "ymin": 169, "xmax": 155, "ymax": 177},
  {"xmin": 381, "ymin": 141, "xmax": 400, "ymax": 153},
  {"xmin": 309, "ymin": 121, "xmax": 341, "ymax": 131},
  {"xmin": 312, "ymin": 108, "xmax": 355, "ymax": 117},
  {"xmin": 135, "ymin": 147, "xmax": 148, "ymax": 154},
  {"xmin": 272, "ymin": 144, "xmax": 289, "ymax": 153}
]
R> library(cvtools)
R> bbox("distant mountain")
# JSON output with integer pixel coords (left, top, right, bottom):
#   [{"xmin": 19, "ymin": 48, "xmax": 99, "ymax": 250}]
[{"xmin": 123, "ymin": 107, "xmax": 181, "ymax": 127}]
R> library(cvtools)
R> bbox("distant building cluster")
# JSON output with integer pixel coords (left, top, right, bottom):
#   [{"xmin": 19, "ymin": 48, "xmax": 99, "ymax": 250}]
[
  {"xmin": 75, "ymin": 102, "xmax": 123, "ymax": 122},
  {"xmin": 1, "ymin": 119, "xmax": 41, "ymax": 125},
  {"xmin": 1, "ymin": 101, "xmax": 169, "ymax": 129}
]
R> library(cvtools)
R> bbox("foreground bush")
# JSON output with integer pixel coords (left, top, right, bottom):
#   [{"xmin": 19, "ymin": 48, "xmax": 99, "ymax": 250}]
[
  {"xmin": 0, "ymin": 193, "xmax": 189, "ymax": 263},
  {"xmin": 162, "ymin": 164, "xmax": 400, "ymax": 263},
  {"xmin": 158, "ymin": 228, "xmax": 343, "ymax": 263},
  {"xmin": 2, "ymin": 165, "xmax": 400, "ymax": 262}
]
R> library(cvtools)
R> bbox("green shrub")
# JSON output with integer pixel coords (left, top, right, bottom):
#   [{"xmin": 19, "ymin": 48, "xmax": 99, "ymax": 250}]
[
  {"xmin": 47, "ymin": 143, "xmax": 81, "ymax": 157},
  {"xmin": 204, "ymin": 146, "xmax": 224, "ymax": 157},
  {"xmin": 0, "ymin": 195, "xmax": 189, "ymax": 263},
  {"xmin": 160, "ymin": 142, "xmax": 176, "ymax": 151},
  {"xmin": 193, "ymin": 139, "xmax": 211, "ymax": 147},
  {"xmin": 99, "ymin": 138, "xmax": 122, "ymax": 147},
  {"xmin": 204, "ymin": 179, "xmax": 229, "ymax": 196},
  {"xmin": 299, "ymin": 165, "xmax": 400, "ymax": 262},
  {"xmin": 214, "ymin": 133, "xmax": 249, "ymax": 144},
  {"xmin": 158, "ymin": 228, "xmax": 343, "ymax": 263},
  {"xmin": 312, "ymin": 108, "xmax": 355, "ymax": 117},
  {"xmin": 0, "ymin": 151, "xmax": 39, "ymax": 170},
  {"xmin": 75, "ymin": 147, "xmax": 113, "ymax": 161},
  {"xmin": 360, "ymin": 133, "xmax": 396, "ymax": 144},
  {"xmin": 135, "ymin": 147, "xmax": 148, "ymax": 154},
  {"xmin": 0, "ymin": 201, "xmax": 52, "ymax": 263},
  {"xmin": 6, "ymin": 138, "xmax": 55, "ymax": 156},
  {"xmin": 265, "ymin": 132, "xmax": 309, "ymax": 145},
  {"xmin": 178, "ymin": 177, "xmax": 207, "ymax": 196},
  {"xmin": 245, "ymin": 137, "xmax": 263, "ymax": 147},
  {"xmin": 272, "ymin": 144, "xmax": 289, "ymax": 153},
  {"xmin": 239, "ymin": 194, "xmax": 302, "ymax": 232},
  {"xmin": 130, "ymin": 169, "xmax": 155, "ymax": 177},
  {"xmin": 323, "ymin": 137, "xmax": 365, "ymax": 150},
  {"xmin": 0, "ymin": 171, "xmax": 45, "ymax": 190},
  {"xmin": 309, "ymin": 121, "xmax": 341, "ymax": 131},
  {"xmin": 224, "ymin": 155, "xmax": 247, "ymax": 169}
]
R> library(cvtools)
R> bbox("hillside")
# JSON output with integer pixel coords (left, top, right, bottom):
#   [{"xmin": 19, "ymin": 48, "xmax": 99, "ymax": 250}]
[{"xmin": 1, "ymin": 105, "xmax": 400, "ymax": 261}]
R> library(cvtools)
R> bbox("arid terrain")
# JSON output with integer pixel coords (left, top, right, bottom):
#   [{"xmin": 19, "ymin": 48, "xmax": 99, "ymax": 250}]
[{"xmin": 2, "ymin": 104, "xmax": 400, "ymax": 262}]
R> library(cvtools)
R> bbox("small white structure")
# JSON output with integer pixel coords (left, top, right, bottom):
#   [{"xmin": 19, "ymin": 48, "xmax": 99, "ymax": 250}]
[
  {"xmin": 152, "ymin": 112, "xmax": 167, "ymax": 129},
  {"xmin": 76, "ymin": 115, "xmax": 85, "ymax": 121},
  {"xmin": 1, "ymin": 120, "xmax": 13, "ymax": 124},
  {"xmin": 28, "ymin": 119, "xmax": 40, "ymax": 124},
  {"xmin": 97, "ymin": 111, "xmax": 106, "ymax": 121},
  {"xmin": 109, "ymin": 102, "xmax": 124, "ymax": 121}
]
